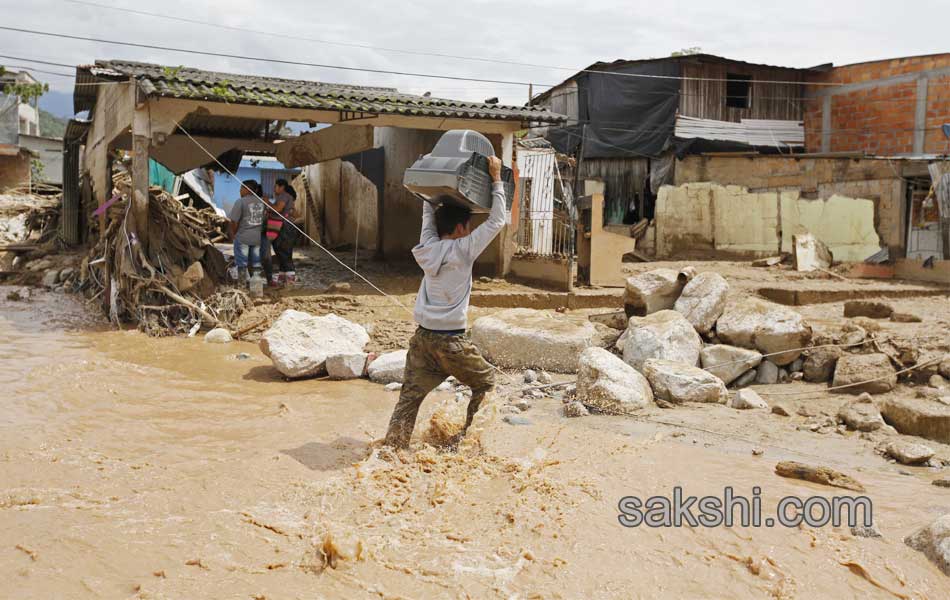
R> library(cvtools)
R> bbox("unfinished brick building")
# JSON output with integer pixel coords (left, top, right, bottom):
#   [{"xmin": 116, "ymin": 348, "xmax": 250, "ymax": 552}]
[{"xmin": 805, "ymin": 53, "xmax": 950, "ymax": 155}]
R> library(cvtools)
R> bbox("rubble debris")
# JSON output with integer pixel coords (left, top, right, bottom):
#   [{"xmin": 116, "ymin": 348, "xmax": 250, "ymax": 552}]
[
  {"xmin": 844, "ymin": 300, "xmax": 894, "ymax": 319},
  {"xmin": 904, "ymin": 515, "xmax": 950, "ymax": 575},
  {"xmin": 803, "ymin": 347, "xmax": 842, "ymax": 383},
  {"xmin": 384, "ymin": 382, "xmax": 402, "ymax": 392},
  {"xmin": 755, "ymin": 360, "xmax": 780, "ymax": 385},
  {"xmin": 832, "ymin": 354, "xmax": 897, "ymax": 394},
  {"xmin": 850, "ymin": 316, "xmax": 882, "ymax": 333},
  {"xmin": 891, "ymin": 312, "xmax": 923, "ymax": 323},
  {"xmin": 326, "ymin": 353, "xmax": 368, "ymax": 380},
  {"xmin": 728, "ymin": 389, "xmax": 768, "ymax": 410},
  {"xmin": 752, "ymin": 255, "xmax": 786, "ymax": 268},
  {"xmin": 41, "ymin": 269, "xmax": 59, "ymax": 288},
  {"xmin": 523, "ymin": 369, "xmax": 539, "ymax": 384},
  {"xmin": 771, "ymin": 404, "xmax": 792, "ymax": 416},
  {"xmin": 538, "ymin": 371, "xmax": 552, "ymax": 384},
  {"xmin": 851, "ymin": 524, "xmax": 883, "ymax": 538},
  {"xmin": 940, "ymin": 356, "xmax": 950, "ymax": 380},
  {"xmin": 930, "ymin": 375, "xmax": 948, "ymax": 389},
  {"xmin": 576, "ymin": 347, "xmax": 653, "ymax": 415},
  {"xmin": 734, "ymin": 369, "xmax": 757, "ymax": 388},
  {"xmin": 367, "ymin": 350, "xmax": 408, "ymax": 384},
  {"xmin": 622, "ymin": 268, "xmax": 691, "ymax": 317},
  {"xmin": 885, "ymin": 440, "xmax": 935, "ymax": 465},
  {"xmin": 503, "ymin": 415, "xmax": 531, "ymax": 426},
  {"xmin": 716, "ymin": 298, "xmax": 812, "ymax": 366},
  {"xmin": 259, "ymin": 310, "xmax": 370, "ymax": 378},
  {"xmin": 673, "ymin": 272, "xmax": 729, "ymax": 335},
  {"xmin": 879, "ymin": 398, "xmax": 950, "ymax": 444},
  {"xmin": 204, "ymin": 327, "xmax": 233, "ymax": 344},
  {"xmin": 792, "ymin": 233, "xmax": 833, "ymax": 272},
  {"xmin": 774, "ymin": 461, "xmax": 865, "ymax": 492},
  {"xmin": 933, "ymin": 479, "xmax": 950, "ymax": 488},
  {"xmin": 622, "ymin": 310, "xmax": 702, "ymax": 371},
  {"xmin": 587, "ymin": 310, "xmax": 627, "ymax": 331},
  {"xmin": 82, "ymin": 175, "xmax": 233, "ymax": 336},
  {"xmin": 700, "ymin": 344, "xmax": 762, "ymax": 385},
  {"xmin": 471, "ymin": 308, "xmax": 601, "ymax": 373},
  {"xmin": 837, "ymin": 393, "xmax": 885, "ymax": 431},
  {"xmin": 563, "ymin": 401, "xmax": 589, "ymax": 418},
  {"xmin": 642, "ymin": 359, "xmax": 728, "ymax": 405}
]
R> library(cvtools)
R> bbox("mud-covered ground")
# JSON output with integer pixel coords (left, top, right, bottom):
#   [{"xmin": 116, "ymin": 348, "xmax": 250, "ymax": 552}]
[{"xmin": 2, "ymin": 254, "xmax": 950, "ymax": 598}]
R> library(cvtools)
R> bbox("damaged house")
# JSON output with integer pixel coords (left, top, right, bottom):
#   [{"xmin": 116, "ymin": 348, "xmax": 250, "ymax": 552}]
[
  {"xmin": 65, "ymin": 60, "xmax": 566, "ymax": 275},
  {"xmin": 532, "ymin": 52, "xmax": 950, "ymax": 283}
]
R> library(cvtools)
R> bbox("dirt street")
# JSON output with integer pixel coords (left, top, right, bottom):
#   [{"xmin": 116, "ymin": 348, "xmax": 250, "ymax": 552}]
[{"xmin": 2, "ymin": 261, "xmax": 950, "ymax": 598}]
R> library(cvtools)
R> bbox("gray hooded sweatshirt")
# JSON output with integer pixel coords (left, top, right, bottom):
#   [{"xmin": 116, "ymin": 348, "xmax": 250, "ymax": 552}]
[{"xmin": 412, "ymin": 181, "xmax": 507, "ymax": 331}]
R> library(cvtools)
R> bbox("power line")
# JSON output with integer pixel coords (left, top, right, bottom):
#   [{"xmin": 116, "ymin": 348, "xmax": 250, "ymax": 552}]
[
  {"xmin": 0, "ymin": 26, "xmax": 545, "ymax": 89},
  {"xmin": 62, "ymin": 0, "xmax": 557, "ymax": 79},
  {"xmin": 1, "ymin": 23, "xmax": 848, "ymax": 88},
  {"xmin": 1, "ymin": 65, "xmax": 74, "ymax": 78},
  {"xmin": 1, "ymin": 47, "xmax": 942, "ymax": 109}
]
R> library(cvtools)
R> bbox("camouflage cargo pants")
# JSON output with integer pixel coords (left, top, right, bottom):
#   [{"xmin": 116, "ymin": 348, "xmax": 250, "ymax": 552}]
[{"xmin": 384, "ymin": 327, "xmax": 495, "ymax": 449}]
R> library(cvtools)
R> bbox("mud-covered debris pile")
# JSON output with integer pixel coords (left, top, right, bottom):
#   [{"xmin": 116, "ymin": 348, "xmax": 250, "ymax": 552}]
[{"xmin": 80, "ymin": 173, "xmax": 243, "ymax": 336}]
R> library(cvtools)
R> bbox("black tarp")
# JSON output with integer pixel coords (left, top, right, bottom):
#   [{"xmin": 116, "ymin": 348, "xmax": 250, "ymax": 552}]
[{"xmin": 546, "ymin": 60, "xmax": 681, "ymax": 159}]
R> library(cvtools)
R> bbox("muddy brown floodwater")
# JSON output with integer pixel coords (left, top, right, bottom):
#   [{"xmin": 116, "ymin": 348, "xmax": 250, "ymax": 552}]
[{"xmin": 2, "ymin": 286, "xmax": 949, "ymax": 599}]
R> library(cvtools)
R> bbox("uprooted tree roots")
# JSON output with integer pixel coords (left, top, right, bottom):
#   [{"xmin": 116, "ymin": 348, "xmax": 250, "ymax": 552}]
[{"xmin": 82, "ymin": 173, "xmax": 248, "ymax": 336}]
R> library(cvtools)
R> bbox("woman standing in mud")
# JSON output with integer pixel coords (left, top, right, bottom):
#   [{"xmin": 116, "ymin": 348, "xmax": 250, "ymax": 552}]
[{"xmin": 264, "ymin": 179, "xmax": 299, "ymax": 286}]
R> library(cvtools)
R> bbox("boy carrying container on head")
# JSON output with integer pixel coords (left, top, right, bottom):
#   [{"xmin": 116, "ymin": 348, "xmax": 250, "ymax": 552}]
[{"xmin": 383, "ymin": 156, "xmax": 507, "ymax": 449}]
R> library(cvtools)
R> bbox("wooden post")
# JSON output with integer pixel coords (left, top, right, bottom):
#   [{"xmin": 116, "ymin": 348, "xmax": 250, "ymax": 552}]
[{"xmin": 131, "ymin": 97, "xmax": 150, "ymax": 249}]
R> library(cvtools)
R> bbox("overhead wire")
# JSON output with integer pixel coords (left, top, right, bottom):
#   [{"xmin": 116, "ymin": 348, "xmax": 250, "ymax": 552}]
[{"xmin": 0, "ymin": 24, "xmax": 869, "ymax": 88}]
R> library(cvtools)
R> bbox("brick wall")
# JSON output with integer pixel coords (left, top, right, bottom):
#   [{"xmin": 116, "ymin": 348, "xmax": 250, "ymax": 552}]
[
  {"xmin": 0, "ymin": 151, "xmax": 31, "ymax": 191},
  {"xmin": 804, "ymin": 53, "xmax": 950, "ymax": 154}
]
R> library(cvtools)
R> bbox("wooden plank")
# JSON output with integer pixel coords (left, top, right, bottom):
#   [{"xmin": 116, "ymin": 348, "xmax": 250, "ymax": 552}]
[
  {"xmin": 0, "ymin": 244, "xmax": 38, "ymax": 253},
  {"xmin": 275, "ymin": 125, "xmax": 375, "ymax": 168}
]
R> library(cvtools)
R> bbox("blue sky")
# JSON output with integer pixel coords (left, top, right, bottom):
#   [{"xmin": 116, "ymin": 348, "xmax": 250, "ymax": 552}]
[{"xmin": 4, "ymin": 0, "xmax": 949, "ymax": 118}]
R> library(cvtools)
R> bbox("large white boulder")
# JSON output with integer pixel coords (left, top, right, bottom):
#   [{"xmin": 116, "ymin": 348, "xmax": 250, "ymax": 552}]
[
  {"xmin": 622, "ymin": 310, "xmax": 702, "ymax": 372},
  {"xmin": 674, "ymin": 272, "xmax": 729, "ymax": 334},
  {"xmin": 623, "ymin": 268, "xmax": 689, "ymax": 317},
  {"xmin": 259, "ymin": 310, "xmax": 369, "ymax": 378},
  {"xmin": 715, "ymin": 298, "xmax": 812, "ymax": 365},
  {"xmin": 326, "ymin": 353, "xmax": 368, "ymax": 380},
  {"xmin": 367, "ymin": 350, "xmax": 408, "ymax": 384},
  {"xmin": 700, "ymin": 344, "xmax": 762, "ymax": 385},
  {"xmin": 576, "ymin": 347, "xmax": 654, "ymax": 415},
  {"xmin": 905, "ymin": 514, "xmax": 950, "ymax": 575},
  {"xmin": 472, "ymin": 308, "xmax": 601, "ymax": 373},
  {"xmin": 642, "ymin": 359, "xmax": 728, "ymax": 404},
  {"xmin": 204, "ymin": 327, "xmax": 233, "ymax": 344}
]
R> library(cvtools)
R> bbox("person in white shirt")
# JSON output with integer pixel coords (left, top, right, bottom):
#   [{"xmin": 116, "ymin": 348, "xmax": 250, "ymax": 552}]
[{"xmin": 384, "ymin": 156, "xmax": 507, "ymax": 449}]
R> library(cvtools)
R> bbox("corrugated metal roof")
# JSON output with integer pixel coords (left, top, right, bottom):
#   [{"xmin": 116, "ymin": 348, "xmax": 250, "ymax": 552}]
[
  {"xmin": 64, "ymin": 118, "xmax": 91, "ymax": 144},
  {"xmin": 73, "ymin": 60, "xmax": 566, "ymax": 125},
  {"xmin": 675, "ymin": 116, "xmax": 804, "ymax": 149}
]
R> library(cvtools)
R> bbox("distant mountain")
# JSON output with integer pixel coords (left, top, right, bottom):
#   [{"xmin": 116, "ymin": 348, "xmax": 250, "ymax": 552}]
[
  {"xmin": 38, "ymin": 90, "xmax": 75, "ymax": 119},
  {"xmin": 39, "ymin": 109, "xmax": 67, "ymax": 138}
]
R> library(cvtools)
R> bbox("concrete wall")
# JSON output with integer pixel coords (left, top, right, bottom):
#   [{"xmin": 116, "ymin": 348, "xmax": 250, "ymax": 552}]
[
  {"xmin": 675, "ymin": 155, "xmax": 909, "ymax": 254},
  {"xmin": 20, "ymin": 135, "xmax": 63, "ymax": 186},
  {"xmin": 780, "ymin": 194, "xmax": 881, "ymax": 262},
  {"xmin": 656, "ymin": 182, "xmax": 881, "ymax": 261},
  {"xmin": 804, "ymin": 53, "xmax": 950, "ymax": 154},
  {"xmin": 509, "ymin": 254, "xmax": 575, "ymax": 291},
  {"xmin": 300, "ymin": 158, "xmax": 377, "ymax": 250},
  {"xmin": 655, "ymin": 183, "xmax": 777, "ymax": 258}
]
